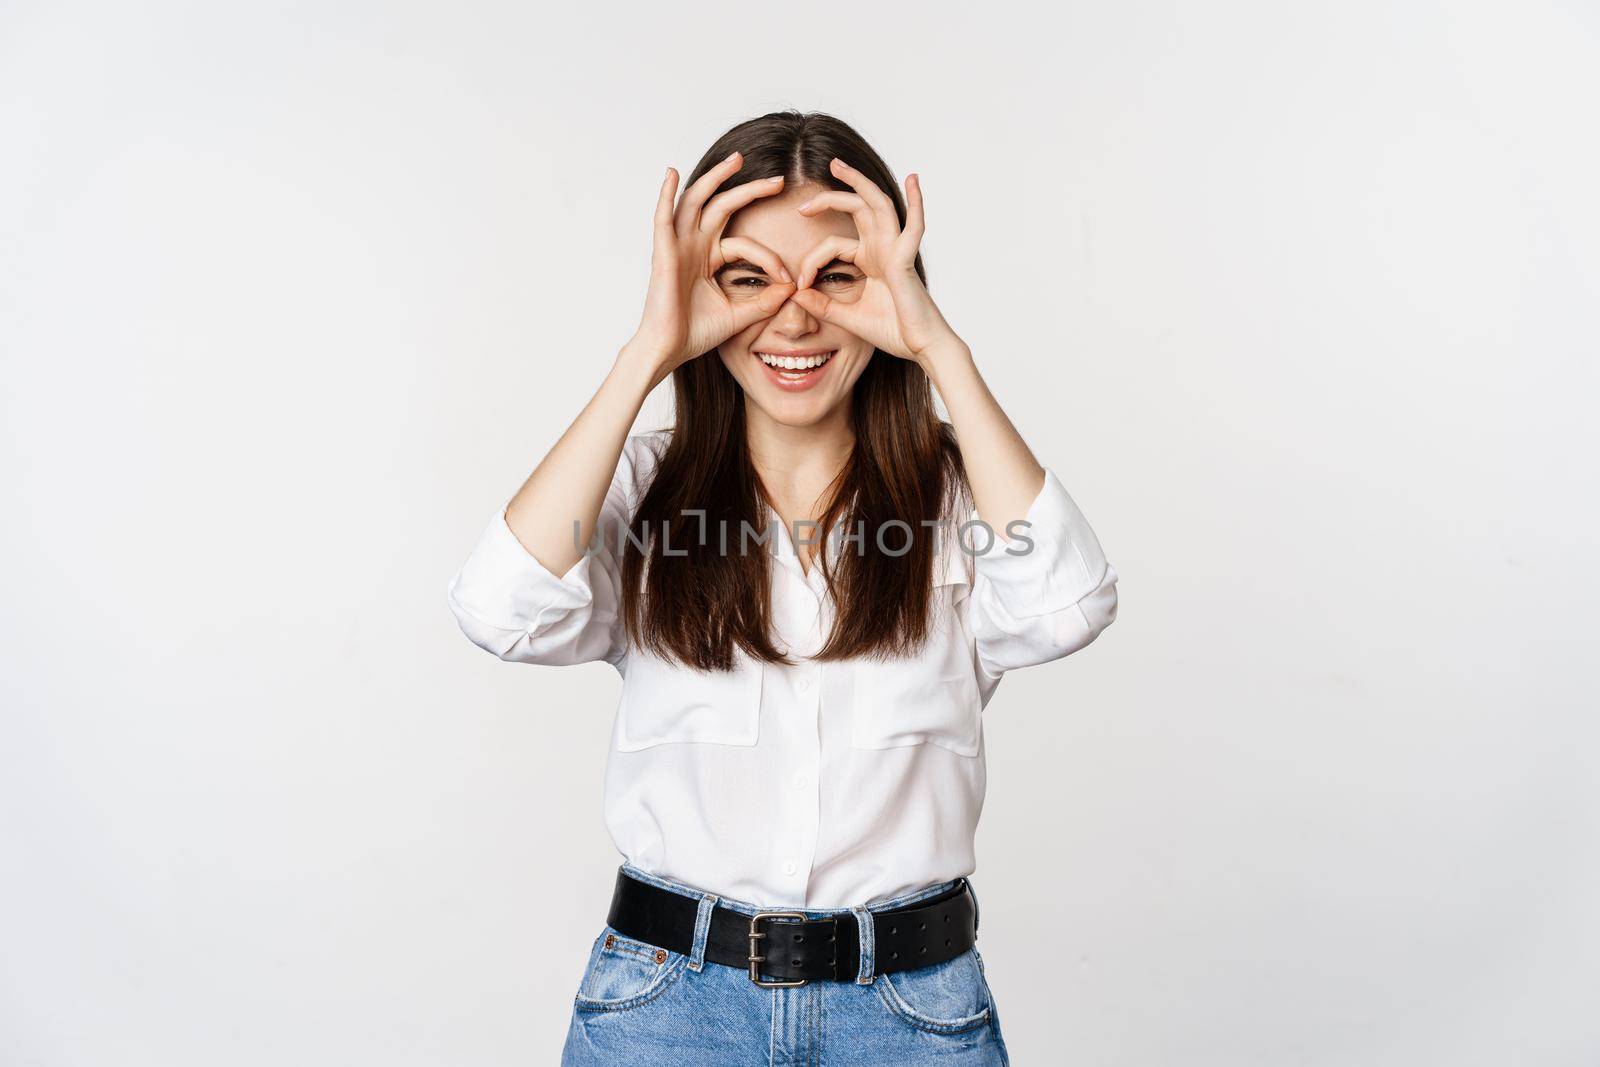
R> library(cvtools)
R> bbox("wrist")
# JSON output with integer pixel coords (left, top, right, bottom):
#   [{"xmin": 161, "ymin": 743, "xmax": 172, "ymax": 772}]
[
  {"xmin": 612, "ymin": 341, "xmax": 669, "ymax": 393},
  {"xmin": 918, "ymin": 337, "xmax": 974, "ymax": 382}
]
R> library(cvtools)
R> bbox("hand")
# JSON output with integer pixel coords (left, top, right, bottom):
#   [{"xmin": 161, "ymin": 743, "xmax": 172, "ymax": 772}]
[
  {"xmin": 787, "ymin": 158, "xmax": 962, "ymax": 364},
  {"xmin": 625, "ymin": 153, "xmax": 797, "ymax": 383}
]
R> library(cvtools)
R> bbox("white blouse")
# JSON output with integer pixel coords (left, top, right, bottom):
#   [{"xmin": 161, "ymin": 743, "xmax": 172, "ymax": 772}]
[{"xmin": 446, "ymin": 430, "xmax": 1118, "ymax": 909}]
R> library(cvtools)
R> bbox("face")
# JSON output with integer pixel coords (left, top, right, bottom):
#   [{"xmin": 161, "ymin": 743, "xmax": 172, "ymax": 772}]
[{"xmin": 715, "ymin": 183, "xmax": 873, "ymax": 428}]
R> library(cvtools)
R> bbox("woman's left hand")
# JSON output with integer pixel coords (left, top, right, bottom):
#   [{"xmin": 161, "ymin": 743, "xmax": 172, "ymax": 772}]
[{"xmin": 787, "ymin": 158, "xmax": 964, "ymax": 364}]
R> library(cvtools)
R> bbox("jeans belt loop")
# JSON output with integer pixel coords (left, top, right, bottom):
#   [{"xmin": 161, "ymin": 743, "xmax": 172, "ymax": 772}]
[
  {"xmin": 850, "ymin": 904, "xmax": 875, "ymax": 985},
  {"xmin": 689, "ymin": 893, "xmax": 716, "ymax": 972}
]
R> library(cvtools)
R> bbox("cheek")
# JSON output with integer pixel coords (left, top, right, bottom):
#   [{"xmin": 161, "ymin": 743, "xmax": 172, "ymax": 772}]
[
  {"xmin": 819, "ymin": 283, "xmax": 867, "ymax": 306},
  {"xmin": 720, "ymin": 281, "xmax": 771, "ymax": 306},
  {"xmin": 843, "ymin": 348, "xmax": 876, "ymax": 382},
  {"xmin": 835, "ymin": 337, "xmax": 876, "ymax": 367},
  {"xmin": 717, "ymin": 326, "xmax": 759, "ymax": 364},
  {"xmin": 716, "ymin": 337, "xmax": 765, "ymax": 390}
]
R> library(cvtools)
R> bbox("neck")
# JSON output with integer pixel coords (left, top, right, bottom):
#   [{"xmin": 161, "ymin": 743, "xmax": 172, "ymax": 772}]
[{"xmin": 744, "ymin": 403, "xmax": 855, "ymax": 510}]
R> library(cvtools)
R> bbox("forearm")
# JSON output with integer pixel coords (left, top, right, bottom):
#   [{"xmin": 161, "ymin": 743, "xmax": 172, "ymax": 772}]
[
  {"xmin": 502, "ymin": 344, "xmax": 660, "ymax": 575},
  {"xmin": 922, "ymin": 341, "xmax": 1046, "ymax": 534}
]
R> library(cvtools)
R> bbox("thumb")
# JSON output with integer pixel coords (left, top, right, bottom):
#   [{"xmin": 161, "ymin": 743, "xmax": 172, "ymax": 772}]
[
  {"xmin": 789, "ymin": 287, "xmax": 866, "ymax": 334},
  {"xmin": 731, "ymin": 280, "xmax": 797, "ymax": 332}
]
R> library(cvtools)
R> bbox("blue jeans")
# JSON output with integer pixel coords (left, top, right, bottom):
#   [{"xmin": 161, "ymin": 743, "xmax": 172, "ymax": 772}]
[{"xmin": 561, "ymin": 863, "xmax": 1011, "ymax": 1065}]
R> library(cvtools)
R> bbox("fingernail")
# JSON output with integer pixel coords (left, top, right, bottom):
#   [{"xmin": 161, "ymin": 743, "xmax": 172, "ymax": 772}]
[
  {"xmin": 797, "ymin": 199, "xmax": 812, "ymax": 212},
  {"xmin": 779, "ymin": 268, "xmax": 792, "ymax": 282},
  {"xmin": 831, "ymin": 157, "xmax": 844, "ymax": 168},
  {"xmin": 726, "ymin": 151, "xmax": 740, "ymax": 163},
  {"xmin": 768, "ymin": 175, "xmax": 784, "ymax": 183}
]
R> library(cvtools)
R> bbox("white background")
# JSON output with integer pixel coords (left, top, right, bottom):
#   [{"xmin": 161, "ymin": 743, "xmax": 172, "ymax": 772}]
[{"xmin": 3, "ymin": 1, "xmax": 1597, "ymax": 1063}]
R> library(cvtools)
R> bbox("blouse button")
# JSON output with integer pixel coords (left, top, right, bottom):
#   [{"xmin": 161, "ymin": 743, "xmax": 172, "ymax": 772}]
[
  {"xmin": 797, "ymin": 677, "xmax": 810, "ymax": 692},
  {"xmin": 783, "ymin": 860, "xmax": 797, "ymax": 875}
]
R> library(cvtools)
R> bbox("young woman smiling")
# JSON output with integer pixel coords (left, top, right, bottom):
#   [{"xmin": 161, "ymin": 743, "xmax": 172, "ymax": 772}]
[{"xmin": 446, "ymin": 110, "xmax": 1119, "ymax": 1066}]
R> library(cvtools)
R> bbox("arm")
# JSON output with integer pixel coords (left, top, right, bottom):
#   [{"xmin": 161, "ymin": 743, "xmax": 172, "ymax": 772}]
[
  {"xmin": 789, "ymin": 162, "xmax": 1046, "ymax": 532},
  {"xmin": 508, "ymin": 154, "xmax": 795, "ymax": 573},
  {"xmin": 789, "ymin": 160, "xmax": 1118, "ymax": 674},
  {"xmin": 927, "ymin": 344, "xmax": 1118, "ymax": 676},
  {"xmin": 501, "ymin": 349, "xmax": 657, "ymax": 581},
  {"xmin": 447, "ymin": 155, "xmax": 796, "ymax": 665},
  {"xmin": 446, "ymin": 430, "xmax": 653, "ymax": 668},
  {"xmin": 922, "ymin": 342, "xmax": 1044, "ymax": 539}
]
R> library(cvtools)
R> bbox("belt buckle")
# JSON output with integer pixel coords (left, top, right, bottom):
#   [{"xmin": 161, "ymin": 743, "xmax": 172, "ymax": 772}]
[{"xmin": 747, "ymin": 911, "xmax": 809, "ymax": 988}]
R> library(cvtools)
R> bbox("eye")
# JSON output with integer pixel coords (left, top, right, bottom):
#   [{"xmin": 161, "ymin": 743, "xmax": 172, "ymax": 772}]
[
  {"xmin": 726, "ymin": 275, "xmax": 768, "ymax": 287},
  {"xmin": 818, "ymin": 270, "xmax": 860, "ymax": 286}
]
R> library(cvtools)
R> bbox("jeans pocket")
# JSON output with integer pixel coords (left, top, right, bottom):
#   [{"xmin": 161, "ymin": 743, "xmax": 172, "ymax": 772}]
[
  {"xmin": 872, "ymin": 947, "xmax": 994, "ymax": 1034},
  {"xmin": 572, "ymin": 925, "xmax": 689, "ymax": 1013}
]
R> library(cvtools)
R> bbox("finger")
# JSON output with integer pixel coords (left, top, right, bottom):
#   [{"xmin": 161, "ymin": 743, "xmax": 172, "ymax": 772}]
[
  {"xmin": 899, "ymin": 173, "xmax": 925, "ymax": 255},
  {"xmin": 789, "ymin": 286, "xmax": 868, "ymax": 336},
  {"xmin": 651, "ymin": 167, "xmax": 680, "ymax": 275},
  {"xmin": 731, "ymin": 278, "xmax": 798, "ymax": 332},
  {"xmin": 699, "ymin": 174, "xmax": 787, "ymax": 236},
  {"xmin": 794, "ymin": 235, "xmax": 859, "ymax": 289},
  {"xmin": 795, "ymin": 190, "xmax": 878, "ymax": 240},
  {"xmin": 675, "ymin": 151, "xmax": 745, "ymax": 238},
  {"xmin": 655, "ymin": 167, "xmax": 679, "ymax": 234},
  {"xmin": 827, "ymin": 157, "xmax": 899, "ymax": 232},
  {"xmin": 713, "ymin": 236, "xmax": 792, "ymax": 284}
]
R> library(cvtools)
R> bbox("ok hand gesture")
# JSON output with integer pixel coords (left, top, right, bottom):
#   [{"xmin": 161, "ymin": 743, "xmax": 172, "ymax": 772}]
[
  {"xmin": 787, "ymin": 158, "xmax": 963, "ymax": 365},
  {"xmin": 628, "ymin": 153, "xmax": 797, "ymax": 385}
]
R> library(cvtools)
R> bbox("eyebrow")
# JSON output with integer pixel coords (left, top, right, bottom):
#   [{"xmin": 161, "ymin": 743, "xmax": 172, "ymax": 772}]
[{"xmin": 714, "ymin": 259, "xmax": 767, "ymax": 278}]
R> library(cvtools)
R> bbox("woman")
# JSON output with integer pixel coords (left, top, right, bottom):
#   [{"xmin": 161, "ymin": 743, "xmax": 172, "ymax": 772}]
[{"xmin": 446, "ymin": 110, "xmax": 1118, "ymax": 1066}]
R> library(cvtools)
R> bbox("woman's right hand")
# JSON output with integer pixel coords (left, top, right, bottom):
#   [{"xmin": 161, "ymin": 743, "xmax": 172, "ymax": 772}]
[{"xmin": 623, "ymin": 152, "xmax": 796, "ymax": 385}]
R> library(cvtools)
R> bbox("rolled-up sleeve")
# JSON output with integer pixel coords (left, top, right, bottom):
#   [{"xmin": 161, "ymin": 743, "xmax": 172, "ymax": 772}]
[
  {"xmin": 445, "ymin": 435, "xmax": 657, "ymax": 670},
  {"xmin": 964, "ymin": 466, "xmax": 1119, "ymax": 678}
]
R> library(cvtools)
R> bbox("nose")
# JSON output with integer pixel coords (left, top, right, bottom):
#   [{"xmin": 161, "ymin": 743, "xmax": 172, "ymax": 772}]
[{"xmin": 770, "ymin": 290, "xmax": 819, "ymax": 336}]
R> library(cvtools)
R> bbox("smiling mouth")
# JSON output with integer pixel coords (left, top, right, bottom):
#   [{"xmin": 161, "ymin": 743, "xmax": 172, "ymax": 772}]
[{"xmin": 755, "ymin": 350, "xmax": 835, "ymax": 380}]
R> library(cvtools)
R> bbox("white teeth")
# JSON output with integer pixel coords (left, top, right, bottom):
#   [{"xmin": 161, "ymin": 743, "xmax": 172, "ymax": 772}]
[{"xmin": 756, "ymin": 351, "xmax": 834, "ymax": 370}]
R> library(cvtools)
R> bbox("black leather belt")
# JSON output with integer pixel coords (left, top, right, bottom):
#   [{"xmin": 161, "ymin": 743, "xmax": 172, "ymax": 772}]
[{"xmin": 604, "ymin": 867, "xmax": 978, "ymax": 987}]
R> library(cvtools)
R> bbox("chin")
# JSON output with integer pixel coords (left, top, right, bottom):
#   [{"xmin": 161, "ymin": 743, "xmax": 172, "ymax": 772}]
[{"xmin": 754, "ymin": 396, "xmax": 845, "ymax": 428}]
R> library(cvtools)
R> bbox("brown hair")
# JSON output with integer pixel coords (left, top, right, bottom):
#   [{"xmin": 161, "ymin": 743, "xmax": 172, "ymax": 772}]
[{"xmin": 620, "ymin": 110, "xmax": 967, "ymax": 671}]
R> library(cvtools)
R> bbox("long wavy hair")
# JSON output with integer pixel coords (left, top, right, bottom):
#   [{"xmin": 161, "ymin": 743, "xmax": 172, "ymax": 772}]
[{"xmin": 620, "ymin": 110, "xmax": 968, "ymax": 671}]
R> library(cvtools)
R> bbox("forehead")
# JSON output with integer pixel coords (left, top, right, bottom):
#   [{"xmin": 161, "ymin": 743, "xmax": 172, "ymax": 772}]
[{"xmin": 722, "ymin": 183, "xmax": 858, "ymax": 257}]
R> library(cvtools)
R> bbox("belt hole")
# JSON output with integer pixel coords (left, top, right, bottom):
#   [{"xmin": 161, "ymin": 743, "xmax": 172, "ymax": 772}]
[
  {"xmin": 795, "ymin": 934, "xmax": 804, "ymax": 943},
  {"xmin": 945, "ymin": 939, "xmax": 951, "ymax": 947},
  {"xmin": 918, "ymin": 946, "xmax": 927, "ymax": 954},
  {"xmin": 889, "ymin": 925, "xmax": 897, "ymax": 935},
  {"xmin": 828, "ymin": 934, "xmax": 836, "ymax": 942},
  {"xmin": 890, "ymin": 951, "xmax": 899, "ymax": 960},
  {"xmin": 944, "ymin": 915, "xmax": 951, "ymax": 923},
  {"xmin": 918, "ymin": 922, "xmax": 926, "ymax": 931}
]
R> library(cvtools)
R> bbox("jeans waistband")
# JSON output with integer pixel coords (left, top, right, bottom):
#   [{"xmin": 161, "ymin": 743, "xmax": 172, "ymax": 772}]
[{"xmin": 616, "ymin": 862, "xmax": 973, "ymax": 919}]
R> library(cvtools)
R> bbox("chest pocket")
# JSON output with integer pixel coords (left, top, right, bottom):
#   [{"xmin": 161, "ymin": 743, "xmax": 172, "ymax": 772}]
[
  {"xmin": 615, "ymin": 646, "xmax": 763, "ymax": 752},
  {"xmin": 851, "ymin": 541, "xmax": 982, "ymax": 758}
]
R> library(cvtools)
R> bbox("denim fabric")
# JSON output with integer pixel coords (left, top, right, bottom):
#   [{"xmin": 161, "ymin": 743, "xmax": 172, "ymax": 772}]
[{"xmin": 561, "ymin": 864, "xmax": 1011, "ymax": 1065}]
